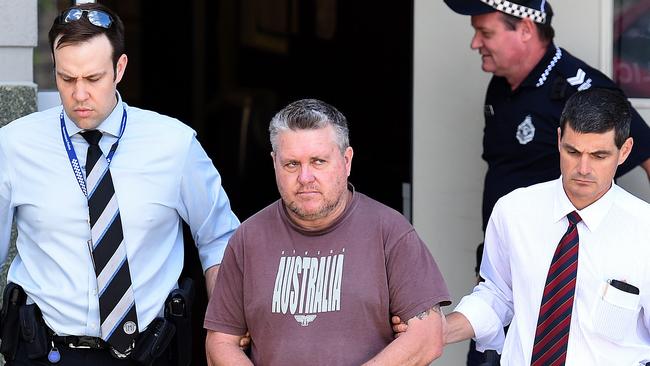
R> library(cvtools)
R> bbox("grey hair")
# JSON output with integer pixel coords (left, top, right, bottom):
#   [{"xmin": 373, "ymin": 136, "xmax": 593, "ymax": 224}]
[{"xmin": 269, "ymin": 99, "xmax": 350, "ymax": 153}]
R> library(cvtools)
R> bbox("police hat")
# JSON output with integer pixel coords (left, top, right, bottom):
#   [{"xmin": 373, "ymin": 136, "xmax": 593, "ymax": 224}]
[{"xmin": 443, "ymin": 0, "xmax": 552, "ymax": 25}]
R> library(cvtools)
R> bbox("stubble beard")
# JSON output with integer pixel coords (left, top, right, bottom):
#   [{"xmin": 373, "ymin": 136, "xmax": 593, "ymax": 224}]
[
  {"xmin": 286, "ymin": 194, "xmax": 341, "ymax": 222},
  {"xmin": 285, "ymin": 182, "xmax": 347, "ymax": 222}
]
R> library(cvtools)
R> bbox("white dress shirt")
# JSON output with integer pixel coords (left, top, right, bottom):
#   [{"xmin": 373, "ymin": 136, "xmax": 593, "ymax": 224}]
[
  {"xmin": 456, "ymin": 178, "xmax": 650, "ymax": 365},
  {"xmin": 0, "ymin": 95, "xmax": 240, "ymax": 337}
]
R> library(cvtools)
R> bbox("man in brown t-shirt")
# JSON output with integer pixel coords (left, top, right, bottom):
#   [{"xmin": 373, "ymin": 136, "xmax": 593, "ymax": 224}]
[{"xmin": 204, "ymin": 99, "xmax": 450, "ymax": 365}]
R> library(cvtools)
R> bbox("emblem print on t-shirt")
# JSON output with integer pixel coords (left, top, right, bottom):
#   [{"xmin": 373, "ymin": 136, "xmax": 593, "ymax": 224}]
[
  {"xmin": 516, "ymin": 115, "xmax": 535, "ymax": 145},
  {"xmin": 271, "ymin": 249, "xmax": 345, "ymax": 327}
]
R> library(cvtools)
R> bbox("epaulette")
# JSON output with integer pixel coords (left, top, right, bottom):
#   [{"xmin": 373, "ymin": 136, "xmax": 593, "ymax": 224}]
[
  {"xmin": 549, "ymin": 76, "xmax": 568, "ymax": 100},
  {"xmin": 552, "ymin": 48, "xmax": 599, "ymax": 92}
]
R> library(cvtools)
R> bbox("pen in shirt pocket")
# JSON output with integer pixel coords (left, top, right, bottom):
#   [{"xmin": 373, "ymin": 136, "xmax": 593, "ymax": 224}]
[{"xmin": 608, "ymin": 279, "xmax": 639, "ymax": 295}]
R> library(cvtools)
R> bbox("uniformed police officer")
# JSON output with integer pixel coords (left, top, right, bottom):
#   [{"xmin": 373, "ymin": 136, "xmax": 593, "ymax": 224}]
[
  {"xmin": 445, "ymin": 0, "xmax": 650, "ymax": 232},
  {"xmin": 393, "ymin": 1, "xmax": 650, "ymax": 365}
]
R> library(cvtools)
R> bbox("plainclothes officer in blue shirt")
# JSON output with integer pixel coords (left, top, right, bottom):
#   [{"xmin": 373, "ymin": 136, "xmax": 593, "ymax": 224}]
[{"xmin": 0, "ymin": 3, "xmax": 239, "ymax": 365}]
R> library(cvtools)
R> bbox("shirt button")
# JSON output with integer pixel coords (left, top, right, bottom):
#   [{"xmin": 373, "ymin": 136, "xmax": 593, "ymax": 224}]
[{"xmin": 90, "ymin": 323, "xmax": 97, "ymax": 329}]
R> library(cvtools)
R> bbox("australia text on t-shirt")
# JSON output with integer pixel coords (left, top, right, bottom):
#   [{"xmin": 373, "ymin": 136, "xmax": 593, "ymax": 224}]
[{"xmin": 271, "ymin": 249, "xmax": 345, "ymax": 326}]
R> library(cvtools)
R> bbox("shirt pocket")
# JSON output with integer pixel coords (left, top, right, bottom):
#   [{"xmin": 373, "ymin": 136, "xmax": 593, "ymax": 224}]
[{"xmin": 591, "ymin": 280, "xmax": 641, "ymax": 342}]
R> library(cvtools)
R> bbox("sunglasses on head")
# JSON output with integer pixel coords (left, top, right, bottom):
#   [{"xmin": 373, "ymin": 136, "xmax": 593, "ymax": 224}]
[{"xmin": 60, "ymin": 8, "xmax": 113, "ymax": 29}]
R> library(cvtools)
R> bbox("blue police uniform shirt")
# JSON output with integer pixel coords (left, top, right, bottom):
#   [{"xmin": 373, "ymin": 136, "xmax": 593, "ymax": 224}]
[
  {"xmin": 0, "ymin": 93, "xmax": 240, "ymax": 337},
  {"xmin": 481, "ymin": 43, "xmax": 650, "ymax": 229}
]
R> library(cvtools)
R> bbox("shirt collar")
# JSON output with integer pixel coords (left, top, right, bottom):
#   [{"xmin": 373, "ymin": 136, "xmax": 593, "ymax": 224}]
[
  {"xmin": 520, "ymin": 43, "xmax": 559, "ymax": 88},
  {"xmin": 63, "ymin": 92, "xmax": 125, "ymax": 138},
  {"xmin": 552, "ymin": 176, "xmax": 616, "ymax": 232}
]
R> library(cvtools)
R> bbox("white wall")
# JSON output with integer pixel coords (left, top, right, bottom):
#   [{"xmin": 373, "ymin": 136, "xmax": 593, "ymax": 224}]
[
  {"xmin": 0, "ymin": 0, "xmax": 37, "ymax": 83},
  {"xmin": 413, "ymin": 1, "xmax": 488, "ymax": 363},
  {"xmin": 414, "ymin": 1, "xmax": 648, "ymax": 365}
]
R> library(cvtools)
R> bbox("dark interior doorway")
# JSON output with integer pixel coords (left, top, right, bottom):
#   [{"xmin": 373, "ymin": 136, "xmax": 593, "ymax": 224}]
[{"xmin": 104, "ymin": 0, "xmax": 413, "ymax": 364}]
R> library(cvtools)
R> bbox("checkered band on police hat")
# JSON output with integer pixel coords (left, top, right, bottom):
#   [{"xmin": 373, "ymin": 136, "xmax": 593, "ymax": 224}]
[{"xmin": 480, "ymin": 0, "xmax": 547, "ymax": 24}]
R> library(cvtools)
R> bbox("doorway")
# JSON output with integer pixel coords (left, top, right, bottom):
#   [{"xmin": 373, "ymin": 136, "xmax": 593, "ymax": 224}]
[{"xmin": 103, "ymin": 0, "xmax": 413, "ymax": 363}]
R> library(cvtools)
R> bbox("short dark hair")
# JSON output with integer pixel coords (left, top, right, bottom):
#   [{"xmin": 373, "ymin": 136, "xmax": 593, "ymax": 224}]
[
  {"xmin": 560, "ymin": 88, "xmax": 631, "ymax": 148},
  {"xmin": 499, "ymin": 5, "xmax": 555, "ymax": 43},
  {"xmin": 48, "ymin": 3, "xmax": 125, "ymax": 73},
  {"xmin": 269, "ymin": 99, "xmax": 350, "ymax": 153}
]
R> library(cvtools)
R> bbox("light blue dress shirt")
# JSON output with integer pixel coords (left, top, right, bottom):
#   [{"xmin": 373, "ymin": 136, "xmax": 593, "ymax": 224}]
[{"xmin": 0, "ymin": 95, "xmax": 240, "ymax": 337}]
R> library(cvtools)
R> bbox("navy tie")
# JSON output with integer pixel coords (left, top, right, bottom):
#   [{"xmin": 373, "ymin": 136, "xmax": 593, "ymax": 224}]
[
  {"xmin": 82, "ymin": 130, "xmax": 138, "ymax": 355},
  {"xmin": 531, "ymin": 211, "xmax": 582, "ymax": 365}
]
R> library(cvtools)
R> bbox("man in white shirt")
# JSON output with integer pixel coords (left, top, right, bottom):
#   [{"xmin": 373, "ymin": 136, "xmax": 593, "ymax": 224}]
[
  {"xmin": 396, "ymin": 88, "xmax": 650, "ymax": 364},
  {"xmin": 450, "ymin": 88, "xmax": 650, "ymax": 364},
  {"xmin": 0, "ymin": 3, "xmax": 239, "ymax": 365}
]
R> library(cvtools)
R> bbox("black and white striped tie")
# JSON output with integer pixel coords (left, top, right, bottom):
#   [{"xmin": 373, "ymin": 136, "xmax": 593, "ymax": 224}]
[{"xmin": 82, "ymin": 130, "xmax": 138, "ymax": 354}]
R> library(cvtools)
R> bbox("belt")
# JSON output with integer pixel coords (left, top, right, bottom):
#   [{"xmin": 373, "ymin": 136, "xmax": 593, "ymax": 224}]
[{"xmin": 51, "ymin": 335, "xmax": 108, "ymax": 350}]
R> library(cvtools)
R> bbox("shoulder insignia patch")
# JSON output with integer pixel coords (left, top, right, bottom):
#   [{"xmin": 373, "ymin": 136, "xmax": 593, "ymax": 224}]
[{"xmin": 567, "ymin": 68, "xmax": 592, "ymax": 91}]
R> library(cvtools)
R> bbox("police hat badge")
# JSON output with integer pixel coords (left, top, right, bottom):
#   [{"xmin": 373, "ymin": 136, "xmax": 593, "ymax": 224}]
[{"xmin": 443, "ymin": 0, "xmax": 553, "ymax": 25}]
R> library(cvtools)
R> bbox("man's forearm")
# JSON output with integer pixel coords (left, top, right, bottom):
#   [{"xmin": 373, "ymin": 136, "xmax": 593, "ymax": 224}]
[
  {"xmin": 206, "ymin": 331, "xmax": 253, "ymax": 366},
  {"xmin": 445, "ymin": 311, "xmax": 475, "ymax": 344},
  {"xmin": 205, "ymin": 265, "xmax": 219, "ymax": 299},
  {"xmin": 364, "ymin": 306, "xmax": 444, "ymax": 366}
]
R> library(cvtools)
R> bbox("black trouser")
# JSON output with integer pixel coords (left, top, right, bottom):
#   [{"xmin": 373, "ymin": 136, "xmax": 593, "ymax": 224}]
[
  {"xmin": 7, "ymin": 340, "xmax": 173, "ymax": 366},
  {"xmin": 467, "ymin": 340, "xmax": 500, "ymax": 366}
]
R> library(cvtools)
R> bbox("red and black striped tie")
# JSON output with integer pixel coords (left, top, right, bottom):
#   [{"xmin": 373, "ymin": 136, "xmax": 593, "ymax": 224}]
[{"xmin": 531, "ymin": 211, "xmax": 582, "ymax": 366}]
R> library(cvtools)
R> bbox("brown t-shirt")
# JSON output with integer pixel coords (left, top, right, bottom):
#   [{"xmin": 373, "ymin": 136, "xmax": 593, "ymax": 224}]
[{"xmin": 204, "ymin": 191, "xmax": 450, "ymax": 365}]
